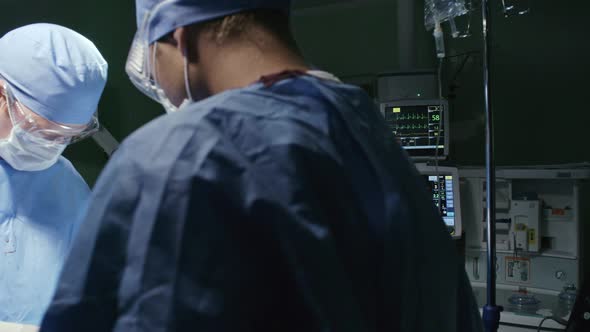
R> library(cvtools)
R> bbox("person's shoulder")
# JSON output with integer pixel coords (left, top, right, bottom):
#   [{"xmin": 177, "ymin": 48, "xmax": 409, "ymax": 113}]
[
  {"xmin": 51, "ymin": 156, "xmax": 90, "ymax": 187},
  {"xmin": 123, "ymin": 91, "xmax": 236, "ymax": 145},
  {"xmin": 119, "ymin": 86, "xmax": 317, "ymax": 157},
  {"xmin": 107, "ymin": 91, "xmax": 244, "ymax": 179},
  {"xmin": 33, "ymin": 156, "xmax": 81, "ymax": 179},
  {"xmin": 53, "ymin": 155, "xmax": 76, "ymax": 171},
  {"xmin": 111, "ymin": 82, "xmax": 358, "ymax": 176}
]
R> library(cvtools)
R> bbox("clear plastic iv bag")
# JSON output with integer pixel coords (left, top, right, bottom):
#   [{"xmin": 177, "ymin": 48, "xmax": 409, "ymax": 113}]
[{"xmin": 425, "ymin": 0, "xmax": 469, "ymax": 30}]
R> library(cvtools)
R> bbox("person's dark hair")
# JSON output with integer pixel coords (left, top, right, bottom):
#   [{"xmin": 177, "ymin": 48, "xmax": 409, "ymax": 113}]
[
  {"xmin": 157, "ymin": 10, "xmax": 299, "ymax": 53},
  {"xmin": 199, "ymin": 9, "xmax": 299, "ymax": 50}
]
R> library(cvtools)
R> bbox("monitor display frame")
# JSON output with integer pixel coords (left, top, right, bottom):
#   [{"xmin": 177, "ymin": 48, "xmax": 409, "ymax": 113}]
[
  {"xmin": 380, "ymin": 99, "xmax": 450, "ymax": 160},
  {"xmin": 415, "ymin": 164, "xmax": 462, "ymax": 239}
]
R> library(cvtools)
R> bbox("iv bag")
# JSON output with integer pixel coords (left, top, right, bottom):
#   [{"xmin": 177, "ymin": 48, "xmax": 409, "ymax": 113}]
[{"xmin": 425, "ymin": 0, "xmax": 469, "ymax": 31}]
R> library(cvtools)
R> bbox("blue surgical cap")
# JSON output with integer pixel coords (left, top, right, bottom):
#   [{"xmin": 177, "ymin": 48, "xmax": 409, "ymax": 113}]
[
  {"xmin": 0, "ymin": 24, "xmax": 108, "ymax": 125},
  {"xmin": 136, "ymin": 0, "xmax": 292, "ymax": 44}
]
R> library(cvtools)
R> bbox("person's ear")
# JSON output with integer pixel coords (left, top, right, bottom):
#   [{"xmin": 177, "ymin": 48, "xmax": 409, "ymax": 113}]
[
  {"xmin": 0, "ymin": 80, "xmax": 7, "ymax": 104},
  {"xmin": 0, "ymin": 83, "xmax": 8, "ymax": 114},
  {"xmin": 173, "ymin": 27, "xmax": 189, "ymax": 57},
  {"xmin": 172, "ymin": 27, "xmax": 199, "ymax": 63}
]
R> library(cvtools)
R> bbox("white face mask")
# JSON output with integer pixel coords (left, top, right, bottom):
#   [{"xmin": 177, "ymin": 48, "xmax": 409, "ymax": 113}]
[
  {"xmin": 0, "ymin": 125, "xmax": 67, "ymax": 171},
  {"xmin": 155, "ymin": 47, "xmax": 194, "ymax": 113}
]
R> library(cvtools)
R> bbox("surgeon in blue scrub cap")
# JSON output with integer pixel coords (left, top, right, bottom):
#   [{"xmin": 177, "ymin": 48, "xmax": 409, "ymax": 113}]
[
  {"xmin": 0, "ymin": 24, "xmax": 107, "ymax": 326},
  {"xmin": 42, "ymin": 1, "xmax": 482, "ymax": 331}
]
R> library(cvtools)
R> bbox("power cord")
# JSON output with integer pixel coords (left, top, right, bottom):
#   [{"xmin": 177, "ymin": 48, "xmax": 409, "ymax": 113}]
[{"xmin": 537, "ymin": 316, "xmax": 568, "ymax": 332}]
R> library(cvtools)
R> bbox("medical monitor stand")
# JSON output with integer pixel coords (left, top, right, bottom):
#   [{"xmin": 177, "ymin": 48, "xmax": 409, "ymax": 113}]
[{"xmin": 481, "ymin": 0, "xmax": 502, "ymax": 331}]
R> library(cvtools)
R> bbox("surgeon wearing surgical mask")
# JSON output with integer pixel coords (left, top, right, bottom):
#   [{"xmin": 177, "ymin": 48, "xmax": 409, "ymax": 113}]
[
  {"xmin": 0, "ymin": 24, "xmax": 107, "ymax": 325},
  {"xmin": 41, "ymin": 1, "xmax": 482, "ymax": 332}
]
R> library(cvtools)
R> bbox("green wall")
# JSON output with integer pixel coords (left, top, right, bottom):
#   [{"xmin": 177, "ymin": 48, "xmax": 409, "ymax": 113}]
[
  {"xmin": 293, "ymin": 0, "xmax": 436, "ymax": 77},
  {"xmin": 1, "ymin": 0, "xmax": 588, "ymax": 186},
  {"xmin": 444, "ymin": 0, "xmax": 590, "ymax": 165},
  {"xmin": 293, "ymin": 0, "xmax": 590, "ymax": 166}
]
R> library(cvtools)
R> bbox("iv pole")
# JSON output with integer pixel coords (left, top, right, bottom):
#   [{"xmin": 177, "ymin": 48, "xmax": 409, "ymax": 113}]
[{"xmin": 481, "ymin": 0, "xmax": 503, "ymax": 331}]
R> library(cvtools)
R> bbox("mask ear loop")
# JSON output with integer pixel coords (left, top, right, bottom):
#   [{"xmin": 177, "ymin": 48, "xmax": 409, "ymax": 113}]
[
  {"xmin": 150, "ymin": 42, "xmax": 160, "ymax": 90},
  {"xmin": 183, "ymin": 46, "xmax": 194, "ymax": 102}
]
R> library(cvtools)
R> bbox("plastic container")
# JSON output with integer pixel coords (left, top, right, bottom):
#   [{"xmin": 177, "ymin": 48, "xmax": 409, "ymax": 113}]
[{"xmin": 424, "ymin": 0, "xmax": 469, "ymax": 31}]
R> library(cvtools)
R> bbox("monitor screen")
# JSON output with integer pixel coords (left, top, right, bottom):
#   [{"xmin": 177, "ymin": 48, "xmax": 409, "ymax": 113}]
[
  {"xmin": 416, "ymin": 165, "xmax": 462, "ymax": 238},
  {"xmin": 424, "ymin": 174, "xmax": 456, "ymax": 228},
  {"xmin": 380, "ymin": 99, "xmax": 449, "ymax": 159}
]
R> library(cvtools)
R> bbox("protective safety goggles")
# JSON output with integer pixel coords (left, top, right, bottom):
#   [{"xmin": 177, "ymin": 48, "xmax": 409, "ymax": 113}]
[
  {"xmin": 125, "ymin": 0, "xmax": 179, "ymax": 113},
  {"xmin": 0, "ymin": 81, "xmax": 99, "ymax": 144}
]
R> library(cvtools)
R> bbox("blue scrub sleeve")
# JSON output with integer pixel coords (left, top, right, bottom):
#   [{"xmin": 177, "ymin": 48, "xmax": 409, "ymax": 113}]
[{"xmin": 39, "ymin": 148, "xmax": 137, "ymax": 331}]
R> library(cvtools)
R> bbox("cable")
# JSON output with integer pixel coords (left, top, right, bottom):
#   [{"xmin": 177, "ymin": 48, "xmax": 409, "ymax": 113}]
[
  {"xmin": 537, "ymin": 318, "xmax": 550, "ymax": 332},
  {"xmin": 435, "ymin": 57, "xmax": 444, "ymax": 214},
  {"xmin": 445, "ymin": 50, "xmax": 482, "ymax": 59},
  {"xmin": 537, "ymin": 316, "xmax": 567, "ymax": 332},
  {"xmin": 449, "ymin": 54, "xmax": 473, "ymax": 90},
  {"xmin": 513, "ymin": 233, "xmax": 518, "ymax": 258}
]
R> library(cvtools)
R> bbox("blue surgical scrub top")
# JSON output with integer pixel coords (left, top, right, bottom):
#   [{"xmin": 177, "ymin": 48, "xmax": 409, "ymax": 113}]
[
  {"xmin": 41, "ymin": 76, "xmax": 482, "ymax": 332},
  {"xmin": 0, "ymin": 157, "xmax": 90, "ymax": 325}
]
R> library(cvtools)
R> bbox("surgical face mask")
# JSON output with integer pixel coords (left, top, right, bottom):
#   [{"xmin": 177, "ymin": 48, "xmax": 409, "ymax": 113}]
[
  {"xmin": 126, "ymin": 2, "xmax": 194, "ymax": 114},
  {"xmin": 152, "ymin": 46, "xmax": 194, "ymax": 113},
  {"xmin": 0, "ymin": 125, "xmax": 67, "ymax": 171}
]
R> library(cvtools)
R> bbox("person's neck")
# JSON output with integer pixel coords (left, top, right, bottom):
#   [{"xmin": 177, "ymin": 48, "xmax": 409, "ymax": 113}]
[{"xmin": 201, "ymin": 44, "xmax": 310, "ymax": 95}]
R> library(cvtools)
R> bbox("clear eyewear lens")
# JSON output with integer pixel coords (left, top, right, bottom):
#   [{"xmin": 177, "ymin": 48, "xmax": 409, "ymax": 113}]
[
  {"xmin": 2, "ymin": 82, "xmax": 98, "ymax": 144},
  {"xmin": 3, "ymin": 84, "xmax": 29, "ymax": 127},
  {"xmin": 126, "ymin": 10, "xmax": 162, "ymax": 103},
  {"xmin": 67, "ymin": 115, "xmax": 100, "ymax": 144},
  {"xmin": 125, "ymin": 4, "xmax": 181, "ymax": 113},
  {"xmin": 126, "ymin": 39, "xmax": 161, "ymax": 102}
]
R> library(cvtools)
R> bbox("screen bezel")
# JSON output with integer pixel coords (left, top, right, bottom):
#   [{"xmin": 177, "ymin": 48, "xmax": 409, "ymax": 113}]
[
  {"xmin": 415, "ymin": 164, "xmax": 462, "ymax": 239},
  {"xmin": 380, "ymin": 99, "xmax": 450, "ymax": 160}
]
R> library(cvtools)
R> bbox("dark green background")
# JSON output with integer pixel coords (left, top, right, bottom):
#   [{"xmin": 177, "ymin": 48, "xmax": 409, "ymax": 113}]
[{"xmin": 1, "ymin": 0, "xmax": 588, "ymax": 186}]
